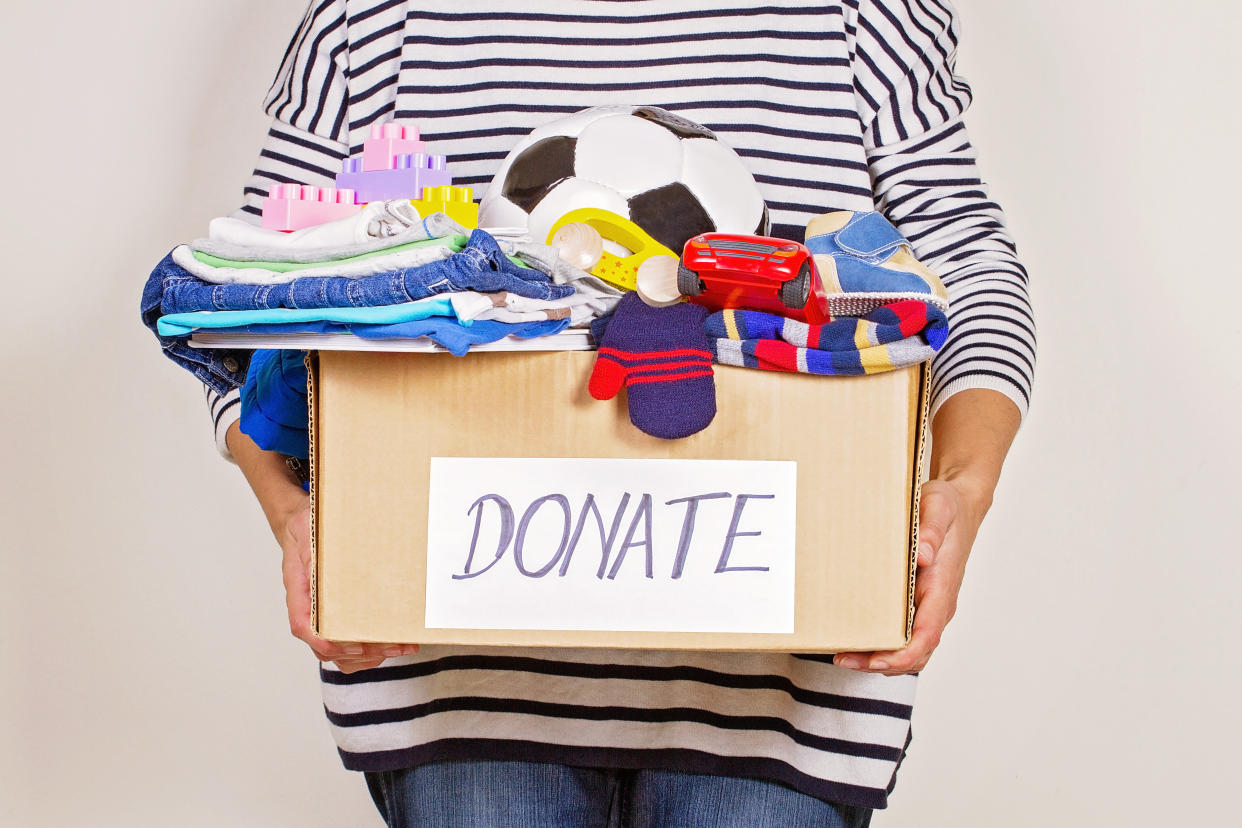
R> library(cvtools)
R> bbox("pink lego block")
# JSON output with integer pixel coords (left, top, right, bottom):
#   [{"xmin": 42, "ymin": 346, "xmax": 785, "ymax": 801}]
[
  {"xmin": 261, "ymin": 184, "xmax": 362, "ymax": 231},
  {"xmin": 361, "ymin": 122, "xmax": 426, "ymax": 171},
  {"xmin": 336, "ymin": 153, "xmax": 452, "ymax": 202}
]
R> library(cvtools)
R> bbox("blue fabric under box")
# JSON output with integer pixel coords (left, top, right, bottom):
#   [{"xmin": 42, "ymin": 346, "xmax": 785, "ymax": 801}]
[
  {"xmin": 237, "ymin": 317, "xmax": 566, "ymax": 463},
  {"xmin": 240, "ymin": 349, "xmax": 310, "ymax": 458}
]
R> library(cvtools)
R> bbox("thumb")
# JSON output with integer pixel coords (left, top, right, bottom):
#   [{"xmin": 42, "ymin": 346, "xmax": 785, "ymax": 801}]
[{"xmin": 589, "ymin": 351, "xmax": 627, "ymax": 400}]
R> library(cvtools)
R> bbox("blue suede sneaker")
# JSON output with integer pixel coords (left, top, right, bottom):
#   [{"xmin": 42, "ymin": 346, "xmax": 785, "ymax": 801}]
[{"xmin": 803, "ymin": 211, "xmax": 949, "ymax": 317}]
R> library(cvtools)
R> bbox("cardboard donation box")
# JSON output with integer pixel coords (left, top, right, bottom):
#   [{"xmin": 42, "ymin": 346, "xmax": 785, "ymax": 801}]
[{"xmin": 308, "ymin": 348, "xmax": 928, "ymax": 652}]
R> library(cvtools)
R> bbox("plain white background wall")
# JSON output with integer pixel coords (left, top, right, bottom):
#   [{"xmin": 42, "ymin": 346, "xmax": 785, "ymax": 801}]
[{"xmin": 0, "ymin": 1, "xmax": 1237, "ymax": 825}]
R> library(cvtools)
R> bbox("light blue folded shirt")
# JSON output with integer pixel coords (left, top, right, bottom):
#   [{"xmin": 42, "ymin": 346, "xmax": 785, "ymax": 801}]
[
  {"xmin": 156, "ymin": 295, "xmax": 460, "ymax": 337},
  {"xmin": 214, "ymin": 317, "xmax": 569, "ymax": 357}
]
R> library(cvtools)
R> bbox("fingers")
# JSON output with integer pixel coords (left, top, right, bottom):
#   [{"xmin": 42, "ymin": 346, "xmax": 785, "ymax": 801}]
[
  {"xmin": 916, "ymin": 481, "xmax": 958, "ymax": 566},
  {"xmin": 329, "ymin": 639, "xmax": 423, "ymax": 672},
  {"xmin": 316, "ymin": 652, "xmax": 381, "ymax": 672},
  {"xmin": 835, "ymin": 561, "xmax": 958, "ymax": 675},
  {"xmin": 333, "ymin": 657, "xmax": 388, "ymax": 674},
  {"xmin": 831, "ymin": 653, "xmax": 872, "ymax": 671},
  {"xmin": 281, "ymin": 535, "xmax": 318, "ymax": 645},
  {"xmin": 832, "ymin": 625, "xmax": 939, "ymax": 676},
  {"xmin": 305, "ymin": 636, "xmax": 420, "ymax": 667},
  {"xmin": 277, "ymin": 505, "xmax": 419, "ymax": 668},
  {"xmin": 282, "ymin": 539, "xmax": 418, "ymax": 664},
  {"xmin": 834, "ymin": 479, "xmax": 983, "ymax": 677},
  {"xmin": 320, "ymin": 642, "xmax": 421, "ymax": 673},
  {"xmin": 867, "ymin": 604, "xmax": 947, "ymax": 675},
  {"xmin": 835, "ymin": 516, "xmax": 964, "ymax": 676}
]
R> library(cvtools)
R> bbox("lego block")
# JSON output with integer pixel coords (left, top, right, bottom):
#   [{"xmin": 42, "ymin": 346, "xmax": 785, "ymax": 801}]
[
  {"xmin": 261, "ymin": 184, "xmax": 362, "ymax": 231},
  {"xmin": 410, "ymin": 185, "xmax": 479, "ymax": 228},
  {"xmin": 362, "ymin": 122, "xmax": 426, "ymax": 172},
  {"xmin": 336, "ymin": 153, "xmax": 452, "ymax": 203}
]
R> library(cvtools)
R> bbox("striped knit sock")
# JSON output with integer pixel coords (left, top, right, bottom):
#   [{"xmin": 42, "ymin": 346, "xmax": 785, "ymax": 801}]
[
  {"xmin": 590, "ymin": 293, "xmax": 715, "ymax": 439},
  {"xmin": 706, "ymin": 301, "xmax": 947, "ymax": 376}
]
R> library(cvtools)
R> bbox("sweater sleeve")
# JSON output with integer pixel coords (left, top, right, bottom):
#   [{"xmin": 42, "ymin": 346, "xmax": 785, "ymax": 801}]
[
  {"xmin": 208, "ymin": 0, "xmax": 351, "ymax": 461},
  {"xmin": 848, "ymin": 0, "xmax": 1036, "ymax": 420}
]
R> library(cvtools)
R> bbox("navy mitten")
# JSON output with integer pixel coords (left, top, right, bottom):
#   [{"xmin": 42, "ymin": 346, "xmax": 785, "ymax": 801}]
[{"xmin": 589, "ymin": 293, "xmax": 716, "ymax": 439}]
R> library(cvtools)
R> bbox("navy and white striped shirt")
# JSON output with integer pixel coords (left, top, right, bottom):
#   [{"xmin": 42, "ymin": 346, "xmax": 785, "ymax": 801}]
[{"xmin": 206, "ymin": 0, "xmax": 1034, "ymax": 808}]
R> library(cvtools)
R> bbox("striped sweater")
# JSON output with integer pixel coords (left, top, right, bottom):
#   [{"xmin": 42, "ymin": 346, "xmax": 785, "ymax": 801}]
[{"xmin": 204, "ymin": 0, "xmax": 1035, "ymax": 809}]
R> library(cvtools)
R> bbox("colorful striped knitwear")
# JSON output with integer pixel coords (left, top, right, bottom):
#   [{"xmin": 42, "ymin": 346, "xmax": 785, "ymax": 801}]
[
  {"xmin": 589, "ymin": 293, "xmax": 715, "ymax": 439},
  {"xmin": 707, "ymin": 300, "xmax": 948, "ymax": 376}
]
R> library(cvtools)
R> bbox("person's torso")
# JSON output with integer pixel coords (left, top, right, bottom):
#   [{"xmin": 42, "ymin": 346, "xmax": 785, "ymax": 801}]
[{"xmin": 326, "ymin": 0, "xmax": 875, "ymax": 239}]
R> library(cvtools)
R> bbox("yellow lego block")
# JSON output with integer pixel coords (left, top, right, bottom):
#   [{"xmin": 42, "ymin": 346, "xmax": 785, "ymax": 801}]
[{"xmin": 411, "ymin": 186, "xmax": 479, "ymax": 228}]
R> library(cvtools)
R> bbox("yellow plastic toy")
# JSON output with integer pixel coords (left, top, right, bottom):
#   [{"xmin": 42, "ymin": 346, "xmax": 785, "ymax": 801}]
[
  {"xmin": 546, "ymin": 208, "xmax": 677, "ymax": 291},
  {"xmin": 410, "ymin": 185, "xmax": 479, "ymax": 228}
]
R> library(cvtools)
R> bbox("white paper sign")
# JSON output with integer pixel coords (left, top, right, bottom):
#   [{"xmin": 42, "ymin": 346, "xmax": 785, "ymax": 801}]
[{"xmin": 425, "ymin": 457, "xmax": 797, "ymax": 633}]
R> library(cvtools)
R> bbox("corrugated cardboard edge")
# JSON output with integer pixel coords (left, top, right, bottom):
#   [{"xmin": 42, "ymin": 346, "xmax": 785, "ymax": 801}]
[
  {"xmin": 306, "ymin": 351, "xmax": 321, "ymax": 636},
  {"xmin": 905, "ymin": 362, "xmax": 932, "ymax": 642}
]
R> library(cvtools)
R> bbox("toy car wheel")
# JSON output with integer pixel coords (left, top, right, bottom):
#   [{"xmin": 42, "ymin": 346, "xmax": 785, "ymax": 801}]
[
  {"xmin": 677, "ymin": 261, "xmax": 704, "ymax": 296},
  {"xmin": 779, "ymin": 264, "xmax": 811, "ymax": 309}
]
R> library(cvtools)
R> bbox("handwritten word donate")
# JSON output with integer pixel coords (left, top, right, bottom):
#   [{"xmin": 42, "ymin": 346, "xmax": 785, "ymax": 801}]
[
  {"xmin": 454, "ymin": 491, "xmax": 778, "ymax": 581},
  {"xmin": 424, "ymin": 458, "xmax": 797, "ymax": 632}
]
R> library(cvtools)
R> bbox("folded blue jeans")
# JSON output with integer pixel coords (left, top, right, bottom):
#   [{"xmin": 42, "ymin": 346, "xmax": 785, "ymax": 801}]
[
  {"xmin": 139, "ymin": 230, "xmax": 573, "ymax": 393},
  {"xmin": 156, "ymin": 229, "xmax": 572, "ymax": 315},
  {"xmin": 365, "ymin": 761, "xmax": 872, "ymax": 828},
  {"xmin": 139, "ymin": 255, "xmax": 249, "ymax": 393}
]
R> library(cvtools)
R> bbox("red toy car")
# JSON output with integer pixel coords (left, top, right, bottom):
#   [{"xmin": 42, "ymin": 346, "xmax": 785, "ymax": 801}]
[{"xmin": 677, "ymin": 233, "xmax": 829, "ymax": 324}]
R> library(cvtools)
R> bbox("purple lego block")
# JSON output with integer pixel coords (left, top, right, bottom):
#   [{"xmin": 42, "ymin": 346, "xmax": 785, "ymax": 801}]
[
  {"xmin": 362, "ymin": 122, "xmax": 426, "ymax": 171},
  {"xmin": 335, "ymin": 153, "xmax": 452, "ymax": 202}
]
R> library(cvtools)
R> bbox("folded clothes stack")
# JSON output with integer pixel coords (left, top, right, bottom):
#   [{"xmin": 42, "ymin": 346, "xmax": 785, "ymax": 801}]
[{"xmin": 139, "ymin": 201, "xmax": 624, "ymax": 394}]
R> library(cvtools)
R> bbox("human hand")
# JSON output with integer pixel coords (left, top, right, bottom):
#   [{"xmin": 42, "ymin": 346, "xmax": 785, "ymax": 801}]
[
  {"xmin": 833, "ymin": 476, "xmax": 988, "ymax": 676},
  {"xmin": 277, "ymin": 498, "xmax": 419, "ymax": 673}
]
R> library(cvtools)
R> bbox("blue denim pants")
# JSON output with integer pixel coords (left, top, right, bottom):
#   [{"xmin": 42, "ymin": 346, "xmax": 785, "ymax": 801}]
[
  {"xmin": 155, "ymin": 229, "xmax": 572, "ymax": 316},
  {"xmin": 365, "ymin": 761, "xmax": 873, "ymax": 828},
  {"xmin": 139, "ymin": 229, "xmax": 573, "ymax": 394}
]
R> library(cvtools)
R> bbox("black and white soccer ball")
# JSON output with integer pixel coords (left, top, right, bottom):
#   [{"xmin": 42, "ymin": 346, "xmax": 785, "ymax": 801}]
[{"xmin": 479, "ymin": 105, "xmax": 769, "ymax": 253}]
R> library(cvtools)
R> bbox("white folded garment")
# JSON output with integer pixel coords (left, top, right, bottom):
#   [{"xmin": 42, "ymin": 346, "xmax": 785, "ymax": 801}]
[
  {"xmin": 195, "ymin": 201, "xmax": 460, "ymax": 263},
  {"xmin": 187, "ymin": 202, "xmax": 623, "ymax": 324},
  {"xmin": 171, "ymin": 240, "xmax": 458, "ymax": 285},
  {"xmin": 448, "ymin": 290, "xmax": 615, "ymax": 328}
]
